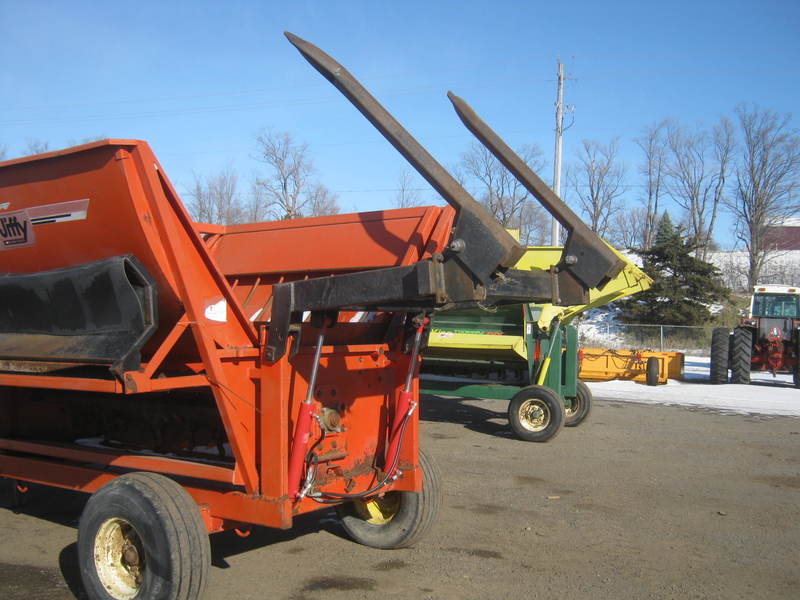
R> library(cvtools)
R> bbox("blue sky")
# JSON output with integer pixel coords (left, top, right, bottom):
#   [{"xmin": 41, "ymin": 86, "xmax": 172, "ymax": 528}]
[{"xmin": 1, "ymin": 1, "xmax": 798, "ymax": 248}]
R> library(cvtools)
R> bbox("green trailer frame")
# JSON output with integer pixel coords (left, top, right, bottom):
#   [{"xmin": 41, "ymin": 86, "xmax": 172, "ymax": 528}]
[
  {"xmin": 421, "ymin": 305, "xmax": 588, "ymax": 442},
  {"xmin": 421, "ymin": 306, "xmax": 578, "ymax": 402}
]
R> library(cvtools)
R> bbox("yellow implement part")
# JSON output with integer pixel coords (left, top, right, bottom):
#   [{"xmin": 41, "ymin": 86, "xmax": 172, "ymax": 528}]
[
  {"xmin": 428, "ymin": 329, "xmax": 528, "ymax": 361},
  {"xmin": 517, "ymin": 245, "xmax": 653, "ymax": 330},
  {"xmin": 353, "ymin": 494, "xmax": 401, "ymax": 525},
  {"xmin": 536, "ymin": 357, "xmax": 551, "ymax": 385},
  {"xmin": 428, "ymin": 242, "xmax": 652, "ymax": 357},
  {"xmin": 579, "ymin": 348, "xmax": 684, "ymax": 384}
]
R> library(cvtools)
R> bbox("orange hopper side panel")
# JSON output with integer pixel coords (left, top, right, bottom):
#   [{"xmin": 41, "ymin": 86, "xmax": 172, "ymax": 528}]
[
  {"xmin": 0, "ymin": 139, "xmax": 256, "ymax": 357},
  {"xmin": 0, "ymin": 139, "xmax": 454, "ymax": 528},
  {"xmin": 197, "ymin": 205, "xmax": 456, "ymax": 322}
]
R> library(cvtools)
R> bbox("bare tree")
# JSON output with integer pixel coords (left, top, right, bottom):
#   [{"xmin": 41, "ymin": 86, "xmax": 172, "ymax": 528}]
[
  {"xmin": 607, "ymin": 206, "xmax": 648, "ymax": 249},
  {"xmin": 393, "ymin": 168, "xmax": 422, "ymax": 208},
  {"xmin": 566, "ymin": 138, "xmax": 626, "ymax": 237},
  {"xmin": 252, "ymin": 129, "xmax": 340, "ymax": 220},
  {"xmin": 67, "ymin": 135, "xmax": 107, "ymax": 146},
  {"xmin": 25, "ymin": 139, "xmax": 49, "ymax": 155},
  {"xmin": 240, "ymin": 181, "xmax": 270, "ymax": 224},
  {"xmin": 0, "ymin": 144, "xmax": 6, "ymax": 161},
  {"xmin": 187, "ymin": 168, "xmax": 241, "ymax": 225},
  {"xmin": 634, "ymin": 121, "xmax": 668, "ymax": 248},
  {"xmin": 662, "ymin": 118, "xmax": 734, "ymax": 260},
  {"xmin": 711, "ymin": 116, "xmax": 736, "ymax": 250},
  {"xmin": 306, "ymin": 183, "xmax": 341, "ymax": 217},
  {"xmin": 253, "ymin": 130, "xmax": 313, "ymax": 220},
  {"xmin": 726, "ymin": 105, "xmax": 800, "ymax": 287},
  {"xmin": 517, "ymin": 202, "xmax": 551, "ymax": 245},
  {"xmin": 458, "ymin": 141, "xmax": 547, "ymax": 243}
]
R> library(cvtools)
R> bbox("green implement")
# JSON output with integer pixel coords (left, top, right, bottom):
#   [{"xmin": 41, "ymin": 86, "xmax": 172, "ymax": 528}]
[{"xmin": 421, "ymin": 244, "xmax": 652, "ymax": 441}]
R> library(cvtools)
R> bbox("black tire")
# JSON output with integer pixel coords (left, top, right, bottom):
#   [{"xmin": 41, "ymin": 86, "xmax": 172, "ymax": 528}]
[
  {"xmin": 709, "ymin": 327, "xmax": 730, "ymax": 384},
  {"xmin": 507, "ymin": 384, "xmax": 565, "ymax": 442},
  {"xmin": 795, "ymin": 337, "xmax": 800, "ymax": 388},
  {"xmin": 564, "ymin": 380, "xmax": 592, "ymax": 427},
  {"xmin": 730, "ymin": 327, "xmax": 752, "ymax": 385},
  {"xmin": 337, "ymin": 448, "xmax": 441, "ymax": 549},
  {"xmin": 78, "ymin": 472, "xmax": 210, "ymax": 600},
  {"xmin": 645, "ymin": 356, "xmax": 660, "ymax": 386}
]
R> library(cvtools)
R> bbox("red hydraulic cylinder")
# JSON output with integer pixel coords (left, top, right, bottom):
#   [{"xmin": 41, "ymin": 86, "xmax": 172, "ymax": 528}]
[
  {"xmin": 384, "ymin": 318, "xmax": 427, "ymax": 476},
  {"xmin": 287, "ymin": 330, "xmax": 325, "ymax": 500}
]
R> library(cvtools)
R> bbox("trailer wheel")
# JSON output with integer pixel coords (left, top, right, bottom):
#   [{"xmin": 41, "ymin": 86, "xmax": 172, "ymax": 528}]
[
  {"xmin": 645, "ymin": 357, "xmax": 660, "ymax": 386},
  {"xmin": 564, "ymin": 380, "xmax": 592, "ymax": 427},
  {"xmin": 337, "ymin": 448, "xmax": 441, "ymax": 549},
  {"xmin": 709, "ymin": 327, "xmax": 730, "ymax": 384},
  {"xmin": 794, "ymin": 367, "xmax": 800, "ymax": 389},
  {"xmin": 78, "ymin": 472, "xmax": 210, "ymax": 600},
  {"xmin": 507, "ymin": 385, "xmax": 565, "ymax": 442},
  {"xmin": 731, "ymin": 327, "xmax": 752, "ymax": 385}
]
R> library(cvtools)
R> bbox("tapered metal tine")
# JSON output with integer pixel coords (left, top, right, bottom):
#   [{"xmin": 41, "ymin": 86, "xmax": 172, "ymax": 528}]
[
  {"xmin": 284, "ymin": 32, "xmax": 525, "ymax": 276},
  {"xmin": 446, "ymin": 91, "xmax": 625, "ymax": 288}
]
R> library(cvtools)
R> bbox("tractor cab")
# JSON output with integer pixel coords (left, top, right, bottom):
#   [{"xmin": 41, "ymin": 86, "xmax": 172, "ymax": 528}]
[{"xmin": 748, "ymin": 286, "xmax": 800, "ymax": 320}]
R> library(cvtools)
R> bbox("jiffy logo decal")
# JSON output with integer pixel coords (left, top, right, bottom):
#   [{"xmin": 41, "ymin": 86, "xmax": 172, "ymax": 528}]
[
  {"xmin": 0, "ymin": 210, "xmax": 34, "ymax": 249},
  {"xmin": 0, "ymin": 199, "xmax": 90, "ymax": 251}
]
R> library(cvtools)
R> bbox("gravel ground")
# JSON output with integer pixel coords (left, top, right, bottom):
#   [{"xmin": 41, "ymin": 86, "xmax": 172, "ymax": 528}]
[{"xmin": 0, "ymin": 393, "xmax": 798, "ymax": 599}]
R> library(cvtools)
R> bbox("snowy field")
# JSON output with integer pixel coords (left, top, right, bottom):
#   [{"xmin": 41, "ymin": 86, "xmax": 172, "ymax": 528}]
[{"xmin": 586, "ymin": 356, "xmax": 800, "ymax": 417}]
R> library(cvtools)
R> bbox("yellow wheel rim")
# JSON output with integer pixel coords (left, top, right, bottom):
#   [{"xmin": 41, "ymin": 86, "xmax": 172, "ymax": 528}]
[
  {"xmin": 353, "ymin": 493, "xmax": 401, "ymax": 525},
  {"xmin": 564, "ymin": 397, "xmax": 577, "ymax": 417},
  {"xmin": 518, "ymin": 398, "xmax": 549, "ymax": 432},
  {"xmin": 94, "ymin": 517, "xmax": 144, "ymax": 600}
]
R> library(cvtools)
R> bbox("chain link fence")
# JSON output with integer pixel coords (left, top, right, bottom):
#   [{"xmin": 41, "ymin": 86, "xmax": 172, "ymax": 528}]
[{"xmin": 576, "ymin": 323, "xmax": 715, "ymax": 355}]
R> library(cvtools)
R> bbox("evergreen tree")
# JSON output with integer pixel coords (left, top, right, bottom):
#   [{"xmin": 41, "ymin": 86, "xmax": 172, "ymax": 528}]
[
  {"xmin": 617, "ymin": 213, "xmax": 728, "ymax": 326},
  {"xmin": 653, "ymin": 211, "xmax": 676, "ymax": 246}
]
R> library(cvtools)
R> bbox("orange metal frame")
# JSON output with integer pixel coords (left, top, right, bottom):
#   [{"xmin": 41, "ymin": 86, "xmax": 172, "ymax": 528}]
[{"xmin": 0, "ymin": 140, "xmax": 454, "ymax": 532}]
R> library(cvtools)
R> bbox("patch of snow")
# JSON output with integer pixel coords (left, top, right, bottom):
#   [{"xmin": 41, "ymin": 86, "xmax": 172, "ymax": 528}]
[
  {"xmin": 575, "ymin": 306, "xmax": 628, "ymax": 348},
  {"xmin": 587, "ymin": 356, "xmax": 800, "ymax": 417}
]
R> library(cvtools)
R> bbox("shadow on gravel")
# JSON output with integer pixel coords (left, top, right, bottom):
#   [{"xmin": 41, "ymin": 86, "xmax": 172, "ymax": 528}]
[
  {"xmin": 0, "ymin": 480, "xmax": 87, "ymax": 599},
  {"xmin": 58, "ymin": 544, "xmax": 87, "ymax": 599},
  {"xmin": 0, "ymin": 561, "xmax": 76, "ymax": 600},
  {"xmin": 0, "ymin": 479, "xmax": 351, "ymax": 595},
  {"xmin": 209, "ymin": 508, "xmax": 346, "ymax": 569},
  {"xmin": 0, "ymin": 479, "xmax": 86, "ymax": 526},
  {"xmin": 419, "ymin": 394, "xmax": 512, "ymax": 439}
]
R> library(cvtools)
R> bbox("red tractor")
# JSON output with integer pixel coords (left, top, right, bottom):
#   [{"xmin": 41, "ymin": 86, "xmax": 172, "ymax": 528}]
[{"xmin": 710, "ymin": 285, "xmax": 800, "ymax": 386}]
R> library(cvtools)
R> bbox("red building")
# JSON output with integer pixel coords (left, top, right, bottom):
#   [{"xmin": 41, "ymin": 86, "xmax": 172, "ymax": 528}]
[{"xmin": 765, "ymin": 217, "xmax": 800, "ymax": 251}]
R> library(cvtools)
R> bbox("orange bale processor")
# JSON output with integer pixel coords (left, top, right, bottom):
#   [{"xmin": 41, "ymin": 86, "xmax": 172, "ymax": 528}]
[{"xmin": 0, "ymin": 33, "xmax": 619, "ymax": 600}]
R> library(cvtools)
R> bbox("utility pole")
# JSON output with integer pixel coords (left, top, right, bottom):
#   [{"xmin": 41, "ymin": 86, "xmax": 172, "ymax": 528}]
[{"xmin": 551, "ymin": 59, "xmax": 565, "ymax": 246}]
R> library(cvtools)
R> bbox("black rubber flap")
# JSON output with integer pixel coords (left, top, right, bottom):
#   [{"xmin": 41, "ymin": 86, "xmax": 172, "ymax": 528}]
[{"xmin": 0, "ymin": 255, "xmax": 158, "ymax": 377}]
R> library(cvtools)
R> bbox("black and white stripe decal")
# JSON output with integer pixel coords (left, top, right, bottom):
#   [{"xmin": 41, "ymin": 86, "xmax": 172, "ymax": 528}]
[{"xmin": 27, "ymin": 199, "xmax": 90, "ymax": 226}]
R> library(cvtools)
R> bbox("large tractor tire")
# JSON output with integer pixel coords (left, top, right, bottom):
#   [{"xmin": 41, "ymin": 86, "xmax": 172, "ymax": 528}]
[
  {"xmin": 78, "ymin": 472, "xmax": 210, "ymax": 600},
  {"xmin": 337, "ymin": 448, "xmax": 442, "ymax": 549},
  {"xmin": 507, "ymin": 385, "xmax": 565, "ymax": 442},
  {"xmin": 645, "ymin": 356, "xmax": 660, "ymax": 386},
  {"xmin": 709, "ymin": 327, "xmax": 730, "ymax": 384},
  {"xmin": 730, "ymin": 327, "xmax": 753, "ymax": 385},
  {"xmin": 564, "ymin": 380, "xmax": 592, "ymax": 427}
]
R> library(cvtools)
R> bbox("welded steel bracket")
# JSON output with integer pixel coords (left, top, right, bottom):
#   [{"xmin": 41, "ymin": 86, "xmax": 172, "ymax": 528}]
[{"xmin": 265, "ymin": 258, "xmax": 557, "ymax": 361}]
